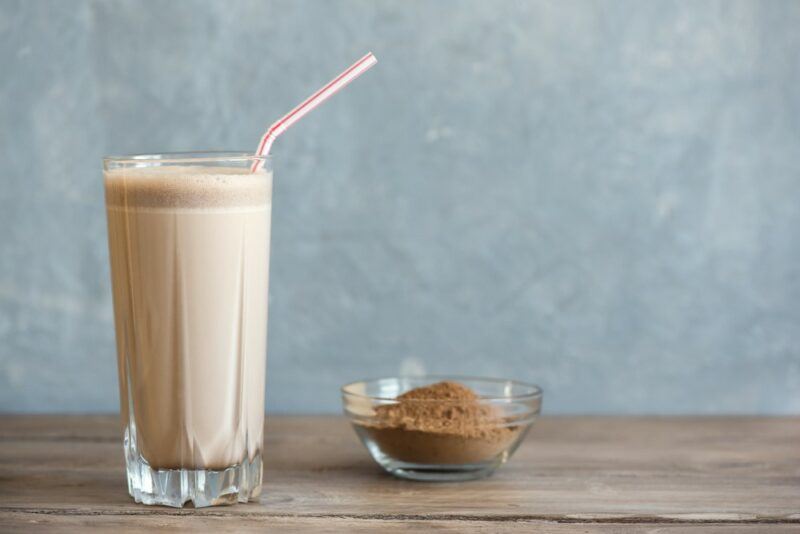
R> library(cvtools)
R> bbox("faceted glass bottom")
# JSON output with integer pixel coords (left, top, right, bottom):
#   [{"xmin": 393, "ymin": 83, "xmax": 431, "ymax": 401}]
[
  {"xmin": 124, "ymin": 430, "xmax": 262, "ymax": 508},
  {"xmin": 125, "ymin": 454, "xmax": 262, "ymax": 508}
]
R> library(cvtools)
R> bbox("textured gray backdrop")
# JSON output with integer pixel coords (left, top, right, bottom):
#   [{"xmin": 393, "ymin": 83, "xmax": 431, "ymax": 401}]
[{"xmin": 1, "ymin": 0, "xmax": 798, "ymax": 414}]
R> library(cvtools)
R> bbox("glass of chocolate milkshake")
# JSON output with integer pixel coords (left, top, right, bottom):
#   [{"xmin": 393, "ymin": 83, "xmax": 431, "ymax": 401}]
[{"xmin": 103, "ymin": 152, "xmax": 272, "ymax": 507}]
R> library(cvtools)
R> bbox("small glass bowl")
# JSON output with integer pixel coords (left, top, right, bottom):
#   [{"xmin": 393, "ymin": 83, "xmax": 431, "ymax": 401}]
[{"xmin": 341, "ymin": 376, "xmax": 542, "ymax": 481}]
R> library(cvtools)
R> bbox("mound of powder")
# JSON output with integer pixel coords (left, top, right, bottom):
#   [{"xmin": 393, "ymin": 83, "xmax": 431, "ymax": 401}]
[{"xmin": 358, "ymin": 381, "xmax": 521, "ymax": 465}]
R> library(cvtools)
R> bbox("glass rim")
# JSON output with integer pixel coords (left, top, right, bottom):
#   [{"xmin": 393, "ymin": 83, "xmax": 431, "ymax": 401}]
[
  {"xmin": 341, "ymin": 375, "xmax": 543, "ymax": 403},
  {"xmin": 103, "ymin": 150, "xmax": 272, "ymax": 165}
]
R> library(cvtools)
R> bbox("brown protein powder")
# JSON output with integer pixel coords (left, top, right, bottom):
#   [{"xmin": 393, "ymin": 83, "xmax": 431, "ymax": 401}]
[{"xmin": 357, "ymin": 381, "xmax": 521, "ymax": 465}]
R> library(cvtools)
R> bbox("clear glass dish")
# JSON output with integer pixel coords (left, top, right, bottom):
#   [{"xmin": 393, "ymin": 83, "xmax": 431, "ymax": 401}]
[{"xmin": 342, "ymin": 376, "xmax": 542, "ymax": 481}]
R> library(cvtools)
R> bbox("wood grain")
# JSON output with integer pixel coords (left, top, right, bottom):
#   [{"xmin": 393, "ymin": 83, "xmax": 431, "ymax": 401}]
[
  {"xmin": 2, "ymin": 513, "xmax": 800, "ymax": 534},
  {"xmin": 1, "ymin": 415, "xmax": 798, "ymax": 532}
]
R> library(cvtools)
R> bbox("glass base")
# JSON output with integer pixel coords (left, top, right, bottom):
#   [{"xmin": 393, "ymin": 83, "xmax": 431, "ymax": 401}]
[
  {"xmin": 362, "ymin": 436, "xmax": 505, "ymax": 481},
  {"xmin": 385, "ymin": 461, "xmax": 501, "ymax": 481},
  {"xmin": 125, "ymin": 448, "xmax": 262, "ymax": 508}
]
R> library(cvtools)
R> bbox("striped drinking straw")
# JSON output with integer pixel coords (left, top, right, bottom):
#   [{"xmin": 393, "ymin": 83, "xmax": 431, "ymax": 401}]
[{"xmin": 251, "ymin": 52, "xmax": 378, "ymax": 172}]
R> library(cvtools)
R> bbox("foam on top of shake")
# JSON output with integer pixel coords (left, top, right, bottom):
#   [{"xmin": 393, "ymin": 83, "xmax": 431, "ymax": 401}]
[{"xmin": 105, "ymin": 166, "xmax": 271, "ymax": 208}]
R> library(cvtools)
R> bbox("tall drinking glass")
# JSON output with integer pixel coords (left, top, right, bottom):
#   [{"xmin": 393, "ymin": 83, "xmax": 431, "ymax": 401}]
[{"xmin": 103, "ymin": 152, "xmax": 272, "ymax": 507}]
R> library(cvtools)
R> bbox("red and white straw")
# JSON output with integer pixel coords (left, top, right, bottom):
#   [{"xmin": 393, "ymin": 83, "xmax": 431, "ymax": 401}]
[{"xmin": 252, "ymin": 52, "xmax": 378, "ymax": 172}]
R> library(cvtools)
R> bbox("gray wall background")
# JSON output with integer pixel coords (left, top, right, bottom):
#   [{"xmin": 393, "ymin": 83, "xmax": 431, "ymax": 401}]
[{"xmin": 1, "ymin": 0, "xmax": 798, "ymax": 414}]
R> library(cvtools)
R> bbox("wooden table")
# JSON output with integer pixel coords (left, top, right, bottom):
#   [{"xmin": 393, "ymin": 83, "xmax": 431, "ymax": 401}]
[{"xmin": 0, "ymin": 415, "xmax": 798, "ymax": 532}]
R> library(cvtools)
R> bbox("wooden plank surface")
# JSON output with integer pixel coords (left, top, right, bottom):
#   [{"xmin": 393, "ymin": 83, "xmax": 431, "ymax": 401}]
[
  {"xmin": 2, "ymin": 513, "xmax": 800, "ymax": 534},
  {"xmin": 1, "ymin": 415, "xmax": 798, "ymax": 532}
]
